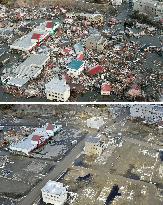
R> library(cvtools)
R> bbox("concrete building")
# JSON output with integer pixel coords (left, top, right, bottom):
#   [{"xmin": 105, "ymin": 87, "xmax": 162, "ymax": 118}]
[
  {"xmin": 45, "ymin": 77, "xmax": 70, "ymax": 102},
  {"xmin": 130, "ymin": 105, "xmax": 163, "ymax": 123},
  {"xmin": 85, "ymin": 136, "xmax": 105, "ymax": 156},
  {"xmin": 85, "ymin": 34, "xmax": 107, "ymax": 52},
  {"xmin": 41, "ymin": 180, "xmax": 67, "ymax": 205},
  {"xmin": 87, "ymin": 117, "xmax": 104, "ymax": 130},
  {"xmin": 111, "ymin": 0, "xmax": 123, "ymax": 6},
  {"xmin": 133, "ymin": 0, "xmax": 163, "ymax": 18}
]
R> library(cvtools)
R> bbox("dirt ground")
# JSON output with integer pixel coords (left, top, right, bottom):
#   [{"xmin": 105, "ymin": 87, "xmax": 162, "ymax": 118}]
[
  {"xmin": 60, "ymin": 140, "xmax": 163, "ymax": 205},
  {"xmin": 58, "ymin": 108, "xmax": 163, "ymax": 205}
]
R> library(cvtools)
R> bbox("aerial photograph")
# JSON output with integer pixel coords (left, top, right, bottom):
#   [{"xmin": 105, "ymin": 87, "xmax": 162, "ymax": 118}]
[
  {"xmin": 0, "ymin": 0, "xmax": 163, "ymax": 204},
  {"xmin": 0, "ymin": 104, "xmax": 163, "ymax": 205},
  {"xmin": 0, "ymin": 0, "xmax": 162, "ymax": 102}
]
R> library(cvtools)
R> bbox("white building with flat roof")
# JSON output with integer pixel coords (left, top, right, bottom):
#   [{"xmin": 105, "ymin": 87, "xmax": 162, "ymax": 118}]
[
  {"xmin": 41, "ymin": 181, "xmax": 67, "ymax": 205},
  {"xmin": 87, "ymin": 117, "xmax": 104, "ymax": 130},
  {"xmin": 130, "ymin": 105, "xmax": 163, "ymax": 123},
  {"xmin": 45, "ymin": 77, "xmax": 70, "ymax": 102},
  {"xmin": 111, "ymin": 0, "xmax": 123, "ymax": 6}
]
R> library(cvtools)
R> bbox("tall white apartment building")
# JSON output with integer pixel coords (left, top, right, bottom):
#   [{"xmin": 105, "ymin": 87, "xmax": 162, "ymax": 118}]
[
  {"xmin": 45, "ymin": 77, "xmax": 70, "ymax": 102},
  {"xmin": 41, "ymin": 181, "xmax": 67, "ymax": 205}
]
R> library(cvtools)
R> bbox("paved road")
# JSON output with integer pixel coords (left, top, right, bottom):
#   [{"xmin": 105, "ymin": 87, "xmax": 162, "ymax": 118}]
[{"xmin": 18, "ymin": 137, "xmax": 86, "ymax": 205}]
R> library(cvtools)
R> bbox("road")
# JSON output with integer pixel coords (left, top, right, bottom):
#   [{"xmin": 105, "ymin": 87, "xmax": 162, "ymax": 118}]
[{"xmin": 18, "ymin": 137, "xmax": 86, "ymax": 205}]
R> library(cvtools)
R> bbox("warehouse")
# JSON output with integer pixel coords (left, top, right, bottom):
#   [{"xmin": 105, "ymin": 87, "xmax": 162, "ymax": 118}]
[
  {"xmin": 1, "ymin": 54, "xmax": 50, "ymax": 87},
  {"xmin": 10, "ymin": 22, "xmax": 53, "ymax": 52},
  {"xmin": 9, "ymin": 123, "xmax": 62, "ymax": 155}
]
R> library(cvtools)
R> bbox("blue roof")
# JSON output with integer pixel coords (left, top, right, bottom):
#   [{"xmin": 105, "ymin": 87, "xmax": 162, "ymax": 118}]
[
  {"xmin": 74, "ymin": 43, "xmax": 84, "ymax": 54},
  {"xmin": 68, "ymin": 60, "xmax": 84, "ymax": 70}
]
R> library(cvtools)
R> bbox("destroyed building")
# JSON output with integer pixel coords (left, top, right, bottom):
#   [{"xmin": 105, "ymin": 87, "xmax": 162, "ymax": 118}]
[
  {"xmin": 1, "ymin": 54, "xmax": 50, "ymax": 87},
  {"xmin": 85, "ymin": 136, "xmax": 105, "ymax": 156}
]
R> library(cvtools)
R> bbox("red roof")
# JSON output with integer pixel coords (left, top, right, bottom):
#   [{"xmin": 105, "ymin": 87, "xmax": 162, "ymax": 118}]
[
  {"xmin": 46, "ymin": 21, "xmax": 54, "ymax": 28},
  {"xmin": 101, "ymin": 83, "xmax": 112, "ymax": 92},
  {"xmin": 32, "ymin": 135, "xmax": 41, "ymax": 141},
  {"xmin": 31, "ymin": 33, "xmax": 43, "ymax": 40},
  {"xmin": 132, "ymin": 84, "xmax": 140, "ymax": 90},
  {"xmin": 63, "ymin": 48, "xmax": 72, "ymax": 53},
  {"xmin": 128, "ymin": 84, "xmax": 141, "ymax": 97},
  {"xmin": 46, "ymin": 123, "xmax": 54, "ymax": 131},
  {"xmin": 88, "ymin": 65, "xmax": 104, "ymax": 76},
  {"xmin": 77, "ymin": 53, "xmax": 84, "ymax": 61}
]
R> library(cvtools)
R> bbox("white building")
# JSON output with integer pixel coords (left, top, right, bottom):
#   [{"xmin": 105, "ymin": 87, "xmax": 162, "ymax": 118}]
[
  {"xmin": 41, "ymin": 181, "xmax": 67, "ymax": 205},
  {"xmin": 87, "ymin": 117, "xmax": 104, "ymax": 130},
  {"xmin": 85, "ymin": 136, "xmax": 105, "ymax": 156},
  {"xmin": 130, "ymin": 105, "xmax": 163, "ymax": 123},
  {"xmin": 45, "ymin": 78, "xmax": 70, "ymax": 102},
  {"xmin": 111, "ymin": 0, "xmax": 123, "ymax": 6},
  {"xmin": 133, "ymin": 0, "xmax": 163, "ymax": 18}
]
